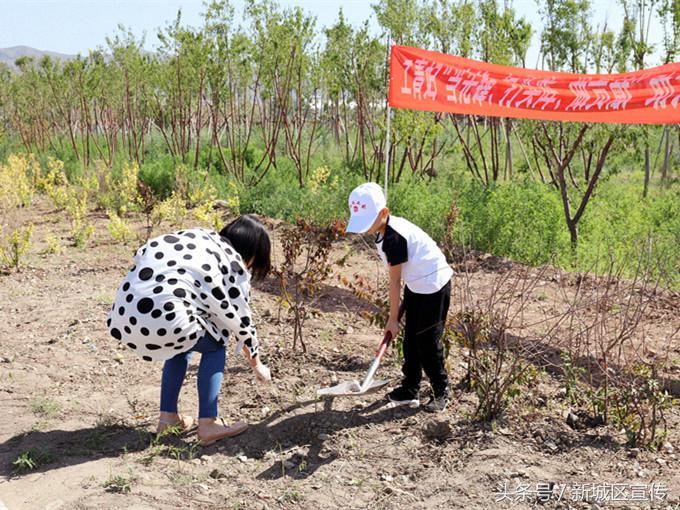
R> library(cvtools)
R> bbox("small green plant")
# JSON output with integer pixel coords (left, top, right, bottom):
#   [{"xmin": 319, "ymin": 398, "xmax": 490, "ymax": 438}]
[
  {"xmin": 278, "ymin": 489, "xmax": 303, "ymax": 504},
  {"xmin": 41, "ymin": 233, "xmax": 63, "ymax": 255},
  {"xmin": 103, "ymin": 469, "xmax": 137, "ymax": 494},
  {"xmin": 0, "ymin": 224, "xmax": 33, "ymax": 269},
  {"xmin": 65, "ymin": 190, "xmax": 94, "ymax": 247},
  {"xmin": 107, "ymin": 211, "xmax": 134, "ymax": 245},
  {"xmin": 30, "ymin": 396, "xmax": 60, "ymax": 417},
  {"xmin": 102, "ymin": 160, "xmax": 142, "ymax": 216},
  {"xmin": 12, "ymin": 448, "xmax": 55, "ymax": 473},
  {"xmin": 560, "ymin": 351, "xmax": 586, "ymax": 406},
  {"xmin": 192, "ymin": 200, "xmax": 224, "ymax": 231},
  {"xmin": 609, "ymin": 363, "xmax": 675, "ymax": 448},
  {"xmin": 140, "ymin": 426, "xmax": 199, "ymax": 467},
  {"xmin": 152, "ymin": 193, "xmax": 187, "ymax": 228}
]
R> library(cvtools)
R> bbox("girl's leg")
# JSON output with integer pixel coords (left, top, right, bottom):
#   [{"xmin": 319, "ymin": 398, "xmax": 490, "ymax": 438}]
[
  {"xmin": 160, "ymin": 350, "xmax": 193, "ymax": 414},
  {"xmin": 192, "ymin": 334, "xmax": 248, "ymax": 444},
  {"xmin": 193, "ymin": 334, "xmax": 226, "ymax": 418}
]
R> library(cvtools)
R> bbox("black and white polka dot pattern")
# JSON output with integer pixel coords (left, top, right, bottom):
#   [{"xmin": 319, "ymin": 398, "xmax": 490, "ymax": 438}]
[{"xmin": 107, "ymin": 228, "xmax": 259, "ymax": 362}]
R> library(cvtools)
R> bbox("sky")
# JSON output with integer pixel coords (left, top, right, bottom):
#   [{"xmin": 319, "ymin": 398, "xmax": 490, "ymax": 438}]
[{"xmin": 0, "ymin": 0, "xmax": 667, "ymax": 69}]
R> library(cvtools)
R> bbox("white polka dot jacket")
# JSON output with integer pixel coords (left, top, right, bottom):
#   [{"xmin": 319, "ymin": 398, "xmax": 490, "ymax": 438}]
[{"xmin": 107, "ymin": 228, "xmax": 259, "ymax": 362}]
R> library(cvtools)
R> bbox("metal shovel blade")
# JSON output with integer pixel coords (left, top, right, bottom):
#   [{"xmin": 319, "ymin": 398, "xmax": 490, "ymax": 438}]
[{"xmin": 316, "ymin": 379, "xmax": 389, "ymax": 397}]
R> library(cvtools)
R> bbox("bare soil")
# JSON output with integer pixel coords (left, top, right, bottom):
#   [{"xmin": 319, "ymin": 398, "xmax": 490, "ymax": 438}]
[{"xmin": 0, "ymin": 198, "xmax": 678, "ymax": 509}]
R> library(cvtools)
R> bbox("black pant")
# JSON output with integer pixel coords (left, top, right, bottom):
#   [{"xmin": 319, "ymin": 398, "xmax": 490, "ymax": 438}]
[{"xmin": 401, "ymin": 281, "xmax": 451, "ymax": 397}]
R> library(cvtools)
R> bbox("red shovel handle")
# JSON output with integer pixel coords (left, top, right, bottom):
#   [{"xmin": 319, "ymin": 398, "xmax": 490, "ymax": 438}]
[{"xmin": 373, "ymin": 302, "xmax": 406, "ymax": 360}]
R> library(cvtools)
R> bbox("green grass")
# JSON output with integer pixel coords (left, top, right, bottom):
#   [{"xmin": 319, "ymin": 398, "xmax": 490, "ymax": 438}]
[{"xmin": 30, "ymin": 396, "xmax": 60, "ymax": 418}]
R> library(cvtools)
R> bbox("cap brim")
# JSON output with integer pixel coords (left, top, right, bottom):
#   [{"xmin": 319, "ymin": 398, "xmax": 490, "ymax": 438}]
[{"xmin": 345, "ymin": 213, "xmax": 377, "ymax": 234}]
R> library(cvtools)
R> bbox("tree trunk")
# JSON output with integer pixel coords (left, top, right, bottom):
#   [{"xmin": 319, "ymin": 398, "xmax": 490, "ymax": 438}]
[
  {"xmin": 643, "ymin": 144, "xmax": 650, "ymax": 198},
  {"xmin": 505, "ymin": 118, "xmax": 512, "ymax": 180}
]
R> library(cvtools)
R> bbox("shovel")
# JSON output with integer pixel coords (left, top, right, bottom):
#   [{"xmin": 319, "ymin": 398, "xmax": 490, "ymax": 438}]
[{"xmin": 317, "ymin": 304, "xmax": 404, "ymax": 398}]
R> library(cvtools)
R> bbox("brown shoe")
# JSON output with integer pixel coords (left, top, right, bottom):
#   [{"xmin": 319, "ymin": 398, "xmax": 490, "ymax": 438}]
[
  {"xmin": 198, "ymin": 417, "xmax": 248, "ymax": 446},
  {"xmin": 156, "ymin": 414, "xmax": 196, "ymax": 436}
]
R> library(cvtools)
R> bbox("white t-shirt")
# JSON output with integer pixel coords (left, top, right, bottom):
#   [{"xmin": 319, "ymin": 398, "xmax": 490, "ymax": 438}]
[{"xmin": 375, "ymin": 215, "xmax": 453, "ymax": 294}]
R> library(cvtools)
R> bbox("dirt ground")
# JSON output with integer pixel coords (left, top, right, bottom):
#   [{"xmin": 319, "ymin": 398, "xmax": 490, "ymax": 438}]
[{"xmin": 0, "ymin": 197, "xmax": 678, "ymax": 510}]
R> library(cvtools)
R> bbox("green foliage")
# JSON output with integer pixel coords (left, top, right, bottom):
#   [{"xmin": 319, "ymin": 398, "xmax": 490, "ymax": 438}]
[
  {"xmin": 138, "ymin": 155, "xmax": 176, "ymax": 200},
  {"xmin": 107, "ymin": 212, "xmax": 135, "ymax": 245},
  {"xmin": 0, "ymin": 224, "xmax": 33, "ymax": 269},
  {"xmin": 454, "ymin": 179, "xmax": 569, "ymax": 265},
  {"xmin": 103, "ymin": 469, "xmax": 137, "ymax": 494},
  {"xmin": 12, "ymin": 448, "xmax": 55, "ymax": 474},
  {"xmin": 0, "ymin": 0, "xmax": 678, "ymax": 288},
  {"xmin": 65, "ymin": 190, "xmax": 94, "ymax": 248},
  {"xmin": 575, "ymin": 176, "xmax": 680, "ymax": 286},
  {"xmin": 239, "ymin": 160, "xmax": 356, "ymax": 224},
  {"xmin": 30, "ymin": 396, "xmax": 61, "ymax": 417}
]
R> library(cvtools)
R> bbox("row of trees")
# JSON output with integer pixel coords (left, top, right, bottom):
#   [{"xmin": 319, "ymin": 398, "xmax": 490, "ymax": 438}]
[{"xmin": 0, "ymin": 0, "xmax": 678, "ymax": 247}]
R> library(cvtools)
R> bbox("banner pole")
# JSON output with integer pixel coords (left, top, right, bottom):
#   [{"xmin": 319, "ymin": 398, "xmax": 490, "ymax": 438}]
[
  {"xmin": 384, "ymin": 107, "xmax": 391, "ymax": 199},
  {"xmin": 384, "ymin": 36, "xmax": 392, "ymax": 200}
]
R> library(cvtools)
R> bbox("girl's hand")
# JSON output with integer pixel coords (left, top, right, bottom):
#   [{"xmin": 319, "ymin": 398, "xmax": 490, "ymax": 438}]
[{"xmin": 253, "ymin": 361, "xmax": 271, "ymax": 383}]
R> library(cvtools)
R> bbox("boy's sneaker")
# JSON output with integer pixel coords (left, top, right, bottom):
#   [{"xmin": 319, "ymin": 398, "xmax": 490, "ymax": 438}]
[
  {"xmin": 387, "ymin": 386, "xmax": 419, "ymax": 408},
  {"xmin": 425, "ymin": 391, "xmax": 449, "ymax": 413}
]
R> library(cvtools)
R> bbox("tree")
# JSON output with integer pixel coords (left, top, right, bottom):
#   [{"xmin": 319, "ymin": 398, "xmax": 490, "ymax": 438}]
[
  {"xmin": 621, "ymin": 0, "xmax": 659, "ymax": 197},
  {"xmin": 658, "ymin": 0, "xmax": 680, "ymax": 181}
]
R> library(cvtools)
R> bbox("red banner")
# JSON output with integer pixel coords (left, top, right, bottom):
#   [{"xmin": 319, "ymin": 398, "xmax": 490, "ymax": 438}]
[{"xmin": 388, "ymin": 45, "xmax": 680, "ymax": 124}]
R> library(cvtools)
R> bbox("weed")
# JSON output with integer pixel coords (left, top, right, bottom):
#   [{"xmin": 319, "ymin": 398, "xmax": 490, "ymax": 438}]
[
  {"xmin": 30, "ymin": 396, "xmax": 60, "ymax": 418},
  {"xmin": 65, "ymin": 190, "xmax": 94, "ymax": 247},
  {"xmin": 11, "ymin": 448, "xmax": 55, "ymax": 474},
  {"xmin": 41, "ymin": 233, "xmax": 63, "ymax": 255},
  {"xmin": 107, "ymin": 211, "xmax": 134, "ymax": 245},
  {"xmin": 278, "ymin": 489, "xmax": 303, "ymax": 504},
  {"xmin": 0, "ymin": 224, "xmax": 33, "ymax": 269},
  {"xmin": 103, "ymin": 468, "xmax": 137, "ymax": 494}
]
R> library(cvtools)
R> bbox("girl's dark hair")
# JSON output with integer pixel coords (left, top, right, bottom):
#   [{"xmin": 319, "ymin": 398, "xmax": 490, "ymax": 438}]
[{"xmin": 219, "ymin": 215, "xmax": 271, "ymax": 282}]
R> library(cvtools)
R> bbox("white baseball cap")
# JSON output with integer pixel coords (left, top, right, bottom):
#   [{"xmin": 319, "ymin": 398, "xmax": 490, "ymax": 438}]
[{"xmin": 346, "ymin": 182, "xmax": 386, "ymax": 234}]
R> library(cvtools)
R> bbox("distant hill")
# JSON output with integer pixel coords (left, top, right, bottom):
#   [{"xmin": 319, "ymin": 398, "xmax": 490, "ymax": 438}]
[{"xmin": 0, "ymin": 46, "xmax": 75, "ymax": 70}]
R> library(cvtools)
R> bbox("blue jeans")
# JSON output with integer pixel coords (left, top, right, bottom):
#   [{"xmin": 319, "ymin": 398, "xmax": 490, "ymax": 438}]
[{"xmin": 160, "ymin": 334, "xmax": 225, "ymax": 419}]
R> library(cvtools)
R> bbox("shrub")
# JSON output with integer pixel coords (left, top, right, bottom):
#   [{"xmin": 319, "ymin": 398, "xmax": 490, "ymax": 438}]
[
  {"xmin": 139, "ymin": 155, "xmax": 176, "ymax": 199},
  {"xmin": 0, "ymin": 224, "xmax": 33, "ymax": 269},
  {"xmin": 65, "ymin": 190, "xmax": 94, "ymax": 247},
  {"xmin": 102, "ymin": 160, "xmax": 142, "ymax": 216},
  {"xmin": 38, "ymin": 157, "xmax": 71, "ymax": 210},
  {"xmin": 0, "ymin": 153, "xmax": 35, "ymax": 210},
  {"xmin": 454, "ymin": 179, "xmax": 569, "ymax": 266},
  {"xmin": 107, "ymin": 212, "xmax": 134, "ymax": 245},
  {"xmin": 152, "ymin": 193, "xmax": 188, "ymax": 229},
  {"xmin": 272, "ymin": 219, "xmax": 344, "ymax": 351},
  {"xmin": 42, "ymin": 233, "xmax": 63, "ymax": 255}
]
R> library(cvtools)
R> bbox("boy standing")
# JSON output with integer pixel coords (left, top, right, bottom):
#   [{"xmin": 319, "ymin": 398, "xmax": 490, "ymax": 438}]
[{"xmin": 346, "ymin": 183, "xmax": 453, "ymax": 412}]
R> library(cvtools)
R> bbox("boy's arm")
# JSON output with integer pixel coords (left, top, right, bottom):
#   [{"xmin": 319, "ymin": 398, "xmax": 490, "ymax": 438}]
[{"xmin": 385, "ymin": 263, "xmax": 402, "ymax": 339}]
